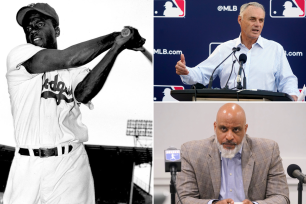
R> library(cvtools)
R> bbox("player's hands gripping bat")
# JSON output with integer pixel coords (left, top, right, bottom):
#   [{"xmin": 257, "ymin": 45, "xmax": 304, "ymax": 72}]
[{"xmin": 121, "ymin": 27, "xmax": 152, "ymax": 63}]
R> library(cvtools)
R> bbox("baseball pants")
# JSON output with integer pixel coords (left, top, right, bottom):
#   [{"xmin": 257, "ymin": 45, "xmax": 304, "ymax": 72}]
[{"xmin": 3, "ymin": 143, "xmax": 95, "ymax": 204}]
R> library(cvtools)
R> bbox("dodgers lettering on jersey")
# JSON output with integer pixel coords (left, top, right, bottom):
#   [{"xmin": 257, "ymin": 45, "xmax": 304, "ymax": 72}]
[
  {"xmin": 41, "ymin": 74, "xmax": 74, "ymax": 105},
  {"xmin": 6, "ymin": 44, "xmax": 92, "ymax": 146}
]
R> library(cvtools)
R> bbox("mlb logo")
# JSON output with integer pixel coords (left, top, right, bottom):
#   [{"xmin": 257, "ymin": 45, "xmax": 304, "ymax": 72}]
[
  {"xmin": 154, "ymin": 0, "xmax": 185, "ymax": 17},
  {"xmin": 154, "ymin": 85, "xmax": 184, "ymax": 101},
  {"xmin": 165, "ymin": 152, "xmax": 180, "ymax": 161},
  {"xmin": 270, "ymin": 0, "xmax": 305, "ymax": 18}
]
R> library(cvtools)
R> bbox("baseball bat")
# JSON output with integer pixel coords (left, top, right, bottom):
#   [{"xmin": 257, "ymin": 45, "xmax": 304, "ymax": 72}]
[{"xmin": 121, "ymin": 28, "xmax": 152, "ymax": 63}]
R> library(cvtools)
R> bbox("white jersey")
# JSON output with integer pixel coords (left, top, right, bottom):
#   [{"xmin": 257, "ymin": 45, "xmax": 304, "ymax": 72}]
[{"xmin": 6, "ymin": 44, "xmax": 91, "ymax": 148}]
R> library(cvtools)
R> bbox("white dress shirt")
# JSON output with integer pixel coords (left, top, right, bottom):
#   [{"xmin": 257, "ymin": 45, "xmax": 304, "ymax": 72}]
[
  {"xmin": 180, "ymin": 35, "xmax": 300, "ymax": 96},
  {"xmin": 208, "ymin": 147, "xmax": 258, "ymax": 204}
]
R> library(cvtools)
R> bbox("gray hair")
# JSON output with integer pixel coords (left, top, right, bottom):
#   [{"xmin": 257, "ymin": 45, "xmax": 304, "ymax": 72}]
[{"xmin": 239, "ymin": 2, "xmax": 265, "ymax": 18}]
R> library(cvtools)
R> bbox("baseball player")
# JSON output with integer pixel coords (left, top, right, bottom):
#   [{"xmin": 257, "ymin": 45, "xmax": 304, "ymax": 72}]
[{"xmin": 4, "ymin": 3, "xmax": 145, "ymax": 204}]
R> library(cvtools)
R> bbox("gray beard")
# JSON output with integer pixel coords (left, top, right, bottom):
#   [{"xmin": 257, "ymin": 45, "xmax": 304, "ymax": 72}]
[{"xmin": 215, "ymin": 134, "xmax": 246, "ymax": 159}]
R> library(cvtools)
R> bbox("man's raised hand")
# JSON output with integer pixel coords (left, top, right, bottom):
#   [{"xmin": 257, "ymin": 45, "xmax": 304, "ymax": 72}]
[{"xmin": 175, "ymin": 54, "xmax": 189, "ymax": 75}]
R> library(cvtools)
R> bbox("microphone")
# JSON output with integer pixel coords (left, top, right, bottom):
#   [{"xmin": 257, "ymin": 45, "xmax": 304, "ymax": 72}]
[
  {"xmin": 236, "ymin": 54, "xmax": 247, "ymax": 89},
  {"xmin": 224, "ymin": 60, "xmax": 236, "ymax": 89},
  {"xmin": 232, "ymin": 47, "xmax": 241, "ymax": 52},
  {"xmin": 207, "ymin": 47, "xmax": 240, "ymax": 89},
  {"xmin": 165, "ymin": 147, "xmax": 182, "ymax": 204},
  {"xmin": 164, "ymin": 147, "xmax": 181, "ymax": 172},
  {"xmin": 287, "ymin": 164, "xmax": 306, "ymax": 183}
]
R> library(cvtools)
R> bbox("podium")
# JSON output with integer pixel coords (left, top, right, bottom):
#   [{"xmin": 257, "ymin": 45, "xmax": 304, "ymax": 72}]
[{"xmin": 171, "ymin": 89, "xmax": 294, "ymax": 101}]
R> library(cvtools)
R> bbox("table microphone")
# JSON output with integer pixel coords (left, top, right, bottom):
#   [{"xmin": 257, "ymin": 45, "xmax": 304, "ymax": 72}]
[
  {"xmin": 164, "ymin": 147, "xmax": 182, "ymax": 204},
  {"xmin": 232, "ymin": 47, "xmax": 241, "ymax": 52},
  {"xmin": 236, "ymin": 54, "xmax": 247, "ymax": 89},
  {"xmin": 164, "ymin": 147, "xmax": 181, "ymax": 172},
  {"xmin": 287, "ymin": 164, "xmax": 306, "ymax": 183},
  {"xmin": 207, "ymin": 47, "xmax": 240, "ymax": 89}
]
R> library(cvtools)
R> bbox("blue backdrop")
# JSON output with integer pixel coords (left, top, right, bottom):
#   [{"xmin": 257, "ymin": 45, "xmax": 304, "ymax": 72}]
[{"xmin": 153, "ymin": 0, "xmax": 306, "ymax": 101}]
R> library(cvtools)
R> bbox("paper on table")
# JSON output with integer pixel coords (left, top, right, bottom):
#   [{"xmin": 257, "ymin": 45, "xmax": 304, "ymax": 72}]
[{"xmin": 297, "ymin": 84, "xmax": 306, "ymax": 101}]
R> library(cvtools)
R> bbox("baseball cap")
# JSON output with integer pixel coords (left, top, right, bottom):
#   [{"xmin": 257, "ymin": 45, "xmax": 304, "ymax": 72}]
[{"xmin": 16, "ymin": 3, "xmax": 59, "ymax": 27}]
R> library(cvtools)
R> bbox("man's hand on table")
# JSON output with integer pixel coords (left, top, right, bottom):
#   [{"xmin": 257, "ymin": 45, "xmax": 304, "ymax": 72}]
[
  {"xmin": 214, "ymin": 198, "xmax": 234, "ymax": 204},
  {"xmin": 214, "ymin": 199, "xmax": 253, "ymax": 204},
  {"xmin": 290, "ymin": 95, "xmax": 297, "ymax": 101},
  {"xmin": 242, "ymin": 199, "xmax": 253, "ymax": 204}
]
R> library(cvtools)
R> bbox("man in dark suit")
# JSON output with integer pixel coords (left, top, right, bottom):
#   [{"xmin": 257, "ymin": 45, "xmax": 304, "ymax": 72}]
[{"xmin": 176, "ymin": 103, "xmax": 289, "ymax": 204}]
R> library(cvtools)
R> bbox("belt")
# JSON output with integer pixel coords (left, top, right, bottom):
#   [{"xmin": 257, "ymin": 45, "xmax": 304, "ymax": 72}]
[{"xmin": 19, "ymin": 145, "xmax": 73, "ymax": 158}]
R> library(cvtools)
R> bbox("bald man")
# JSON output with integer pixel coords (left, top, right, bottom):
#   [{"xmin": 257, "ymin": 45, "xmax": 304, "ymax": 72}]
[{"xmin": 176, "ymin": 103, "xmax": 289, "ymax": 204}]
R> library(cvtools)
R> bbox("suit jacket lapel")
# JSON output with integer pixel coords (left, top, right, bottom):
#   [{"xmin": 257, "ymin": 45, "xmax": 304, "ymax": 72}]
[
  {"xmin": 241, "ymin": 136, "xmax": 255, "ymax": 200},
  {"xmin": 208, "ymin": 138, "xmax": 222, "ymax": 199}
]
